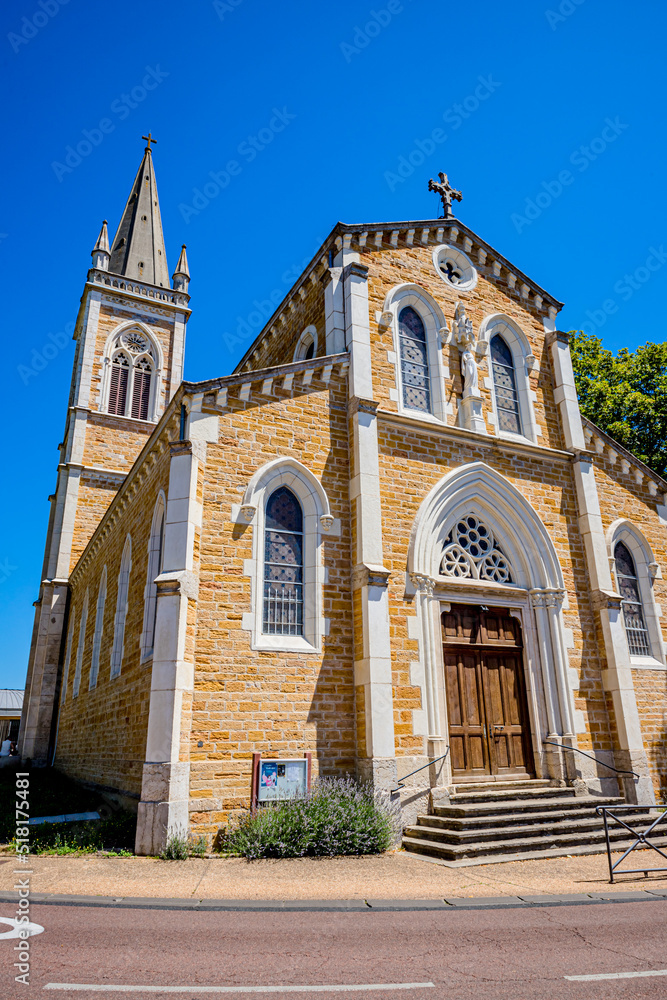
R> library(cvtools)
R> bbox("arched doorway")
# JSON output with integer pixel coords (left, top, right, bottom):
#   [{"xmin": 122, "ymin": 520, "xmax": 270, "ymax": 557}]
[{"xmin": 442, "ymin": 603, "xmax": 534, "ymax": 781}]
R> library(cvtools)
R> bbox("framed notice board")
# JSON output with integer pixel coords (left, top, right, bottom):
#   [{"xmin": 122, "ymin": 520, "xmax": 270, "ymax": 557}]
[{"xmin": 251, "ymin": 752, "xmax": 312, "ymax": 809}]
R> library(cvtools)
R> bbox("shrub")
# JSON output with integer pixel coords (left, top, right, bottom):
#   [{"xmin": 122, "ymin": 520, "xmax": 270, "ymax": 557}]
[
  {"xmin": 219, "ymin": 777, "xmax": 396, "ymax": 860},
  {"xmin": 160, "ymin": 833, "xmax": 190, "ymax": 860},
  {"xmin": 20, "ymin": 810, "xmax": 136, "ymax": 855}
]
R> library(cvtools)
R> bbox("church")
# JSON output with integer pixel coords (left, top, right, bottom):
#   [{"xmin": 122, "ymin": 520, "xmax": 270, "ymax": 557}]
[{"xmin": 19, "ymin": 141, "xmax": 667, "ymax": 856}]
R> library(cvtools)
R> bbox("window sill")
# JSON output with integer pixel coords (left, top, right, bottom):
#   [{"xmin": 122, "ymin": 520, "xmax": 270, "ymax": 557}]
[
  {"xmin": 251, "ymin": 635, "xmax": 320, "ymax": 654},
  {"xmin": 629, "ymin": 655, "xmax": 666, "ymax": 669},
  {"xmin": 495, "ymin": 430, "xmax": 537, "ymax": 446}
]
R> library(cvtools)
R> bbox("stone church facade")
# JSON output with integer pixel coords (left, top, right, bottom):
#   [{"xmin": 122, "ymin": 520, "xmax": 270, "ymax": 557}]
[{"xmin": 19, "ymin": 146, "xmax": 666, "ymax": 853}]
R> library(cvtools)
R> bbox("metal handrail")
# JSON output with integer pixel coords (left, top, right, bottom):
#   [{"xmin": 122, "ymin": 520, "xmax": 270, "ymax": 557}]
[
  {"xmin": 596, "ymin": 805, "xmax": 667, "ymax": 882},
  {"xmin": 542, "ymin": 740, "xmax": 639, "ymax": 778},
  {"xmin": 391, "ymin": 749, "xmax": 450, "ymax": 793}
]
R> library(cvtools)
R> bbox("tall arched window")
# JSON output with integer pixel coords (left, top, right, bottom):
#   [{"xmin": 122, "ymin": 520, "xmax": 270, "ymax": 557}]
[
  {"xmin": 490, "ymin": 334, "xmax": 522, "ymax": 435},
  {"xmin": 108, "ymin": 353, "xmax": 130, "ymax": 415},
  {"xmin": 110, "ymin": 536, "xmax": 132, "ymax": 679},
  {"xmin": 60, "ymin": 609, "xmax": 76, "ymax": 704},
  {"xmin": 263, "ymin": 487, "xmax": 304, "ymax": 636},
  {"xmin": 141, "ymin": 495, "xmax": 165, "ymax": 661},
  {"xmin": 104, "ymin": 327, "xmax": 157, "ymax": 420},
  {"xmin": 398, "ymin": 306, "xmax": 431, "ymax": 414},
  {"xmin": 72, "ymin": 590, "xmax": 89, "ymax": 698},
  {"xmin": 90, "ymin": 567, "xmax": 107, "ymax": 690},
  {"xmin": 614, "ymin": 541, "xmax": 651, "ymax": 655}
]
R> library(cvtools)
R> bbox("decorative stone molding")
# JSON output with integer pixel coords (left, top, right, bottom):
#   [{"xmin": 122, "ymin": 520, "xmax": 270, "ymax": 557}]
[
  {"xmin": 376, "ymin": 310, "xmax": 393, "ymax": 329},
  {"xmin": 319, "ymin": 514, "xmax": 334, "ymax": 533},
  {"xmin": 239, "ymin": 504, "xmax": 256, "ymax": 523},
  {"xmin": 590, "ymin": 588, "xmax": 623, "ymax": 612},
  {"xmin": 352, "ymin": 563, "xmax": 391, "ymax": 589},
  {"xmin": 348, "ymin": 396, "xmax": 379, "ymax": 417}
]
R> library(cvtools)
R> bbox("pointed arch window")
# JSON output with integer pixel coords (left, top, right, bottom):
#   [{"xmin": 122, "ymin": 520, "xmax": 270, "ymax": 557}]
[
  {"xmin": 72, "ymin": 591, "xmax": 89, "ymax": 698},
  {"xmin": 141, "ymin": 496, "xmax": 165, "ymax": 661},
  {"xmin": 104, "ymin": 328, "xmax": 158, "ymax": 420},
  {"xmin": 90, "ymin": 567, "xmax": 107, "ymax": 689},
  {"xmin": 614, "ymin": 541, "xmax": 651, "ymax": 656},
  {"xmin": 398, "ymin": 306, "xmax": 431, "ymax": 414},
  {"xmin": 110, "ymin": 537, "xmax": 132, "ymax": 679},
  {"xmin": 60, "ymin": 610, "xmax": 76, "ymax": 704},
  {"xmin": 263, "ymin": 487, "xmax": 304, "ymax": 636},
  {"xmin": 490, "ymin": 334, "xmax": 522, "ymax": 435}
]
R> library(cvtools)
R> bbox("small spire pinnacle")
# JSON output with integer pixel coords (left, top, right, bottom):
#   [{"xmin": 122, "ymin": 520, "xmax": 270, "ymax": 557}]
[
  {"xmin": 172, "ymin": 244, "xmax": 190, "ymax": 293},
  {"xmin": 91, "ymin": 220, "xmax": 110, "ymax": 270}
]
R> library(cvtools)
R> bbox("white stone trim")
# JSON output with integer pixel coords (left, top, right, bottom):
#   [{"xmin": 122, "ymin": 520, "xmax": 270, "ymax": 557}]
[
  {"xmin": 72, "ymin": 589, "xmax": 89, "ymax": 698},
  {"xmin": 607, "ymin": 518, "xmax": 666, "ymax": 668},
  {"xmin": 110, "ymin": 535, "xmax": 132, "ymax": 679},
  {"xmin": 59, "ymin": 608, "xmax": 76, "ymax": 705},
  {"xmin": 140, "ymin": 492, "xmax": 166, "ymax": 663},
  {"xmin": 479, "ymin": 314, "xmax": 539, "ymax": 444},
  {"xmin": 293, "ymin": 324, "xmax": 318, "ymax": 361},
  {"xmin": 241, "ymin": 458, "xmax": 330, "ymax": 653},
  {"xmin": 382, "ymin": 283, "xmax": 449, "ymax": 424},
  {"xmin": 89, "ymin": 567, "xmax": 106, "ymax": 690}
]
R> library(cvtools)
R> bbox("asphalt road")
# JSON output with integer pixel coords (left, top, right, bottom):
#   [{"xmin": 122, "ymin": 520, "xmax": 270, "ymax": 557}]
[{"xmin": 2, "ymin": 900, "xmax": 667, "ymax": 999}]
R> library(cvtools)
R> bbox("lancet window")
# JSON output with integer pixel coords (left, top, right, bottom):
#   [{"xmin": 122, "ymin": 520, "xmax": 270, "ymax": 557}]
[
  {"xmin": 440, "ymin": 515, "xmax": 513, "ymax": 584},
  {"xmin": 263, "ymin": 487, "xmax": 304, "ymax": 636},
  {"xmin": 490, "ymin": 334, "xmax": 522, "ymax": 435},
  {"xmin": 398, "ymin": 306, "xmax": 431, "ymax": 414},
  {"xmin": 614, "ymin": 541, "xmax": 651, "ymax": 656},
  {"xmin": 106, "ymin": 328, "xmax": 157, "ymax": 420}
]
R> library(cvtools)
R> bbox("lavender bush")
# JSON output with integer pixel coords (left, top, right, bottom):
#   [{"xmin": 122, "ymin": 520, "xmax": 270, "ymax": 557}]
[{"xmin": 219, "ymin": 777, "xmax": 395, "ymax": 859}]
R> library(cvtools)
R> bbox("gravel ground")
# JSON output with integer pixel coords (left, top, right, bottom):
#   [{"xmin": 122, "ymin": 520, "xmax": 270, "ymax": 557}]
[{"xmin": 1, "ymin": 849, "xmax": 666, "ymax": 899}]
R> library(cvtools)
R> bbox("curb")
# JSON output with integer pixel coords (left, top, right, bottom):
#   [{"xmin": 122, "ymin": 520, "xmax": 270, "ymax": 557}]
[{"xmin": 1, "ymin": 889, "xmax": 666, "ymax": 912}]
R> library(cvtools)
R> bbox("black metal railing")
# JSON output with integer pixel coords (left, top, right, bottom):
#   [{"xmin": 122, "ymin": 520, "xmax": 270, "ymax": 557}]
[
  {"xmin": 596, "ymin": 805, "xmax": 667, "ymax": 883},
  {"xmin": 392, "ymin": 749, "xmax": 449, "ymax": 793},
  {"xmin": 542, "ymin": 740, "xmax": 639, "ymax": 778}
]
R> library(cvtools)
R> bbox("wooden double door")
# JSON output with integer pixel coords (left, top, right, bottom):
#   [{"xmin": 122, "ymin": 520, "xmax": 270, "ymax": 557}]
[{"xmin": 442, "ymin": 604, "xmax": 534, "ymax": 782}]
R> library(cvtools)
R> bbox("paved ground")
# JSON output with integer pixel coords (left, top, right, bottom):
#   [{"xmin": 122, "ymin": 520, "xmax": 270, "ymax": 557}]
[
  {"xmin": 1, "ymin": 899, "xmax": 666, "ymax": 999},
  {"xmin": 1, "ymin": 848, "xmax": 666, "ymax": 900}
]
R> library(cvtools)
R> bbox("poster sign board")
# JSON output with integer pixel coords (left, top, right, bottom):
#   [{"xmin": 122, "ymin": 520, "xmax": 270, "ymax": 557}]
[{"xmin": 251, "ymin": 752, "xmax": 312, "ymax": 809}]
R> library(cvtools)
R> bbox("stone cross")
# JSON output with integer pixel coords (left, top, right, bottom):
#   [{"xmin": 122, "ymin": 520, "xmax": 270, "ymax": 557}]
[
  {"xmin": 142, "ymin": 132, "xmax": 157, "ymax": 150},
  {"xmin": 428, "ymin": 172, "xmax": 462, "ymax": 219}
]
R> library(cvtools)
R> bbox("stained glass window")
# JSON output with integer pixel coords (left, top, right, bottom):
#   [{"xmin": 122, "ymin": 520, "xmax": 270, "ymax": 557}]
[
  {"xmin": 615, "ymin": 541, "xmax": 651, "ymax": 656},
  {"xmin": 491, "ymin": 334, "xmax": 522, "ymax": 435},
  {"xmin": 399, "ymin": 306, "xmax": 431, "ymax": 414},
  {"xmin": 263, "ymin": 487, "xmax": 304, "ymax": 636}
]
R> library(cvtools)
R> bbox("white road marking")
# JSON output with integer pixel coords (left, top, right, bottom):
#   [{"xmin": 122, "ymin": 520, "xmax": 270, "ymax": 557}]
[
  {"xmin": 0, "ymin": 917, "xmax": 44, "ymax": 940},
  {"xmin": 43, "ymin": 983, "xmax": 435, "ymax": 994},
  {"xmin": 566, "ymin": 969, "xmax": 667, "ymax": 981}
]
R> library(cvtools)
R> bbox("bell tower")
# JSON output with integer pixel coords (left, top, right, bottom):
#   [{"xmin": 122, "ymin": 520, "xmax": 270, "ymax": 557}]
[{"xmin": 20, "ymin": 138, "xmax": 192, "ymax": 764}]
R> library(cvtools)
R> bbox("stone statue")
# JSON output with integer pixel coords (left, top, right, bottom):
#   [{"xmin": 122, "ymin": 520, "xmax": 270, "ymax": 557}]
[{"xmin": 461, "ymin": 346, "xmax": 478, "ymax": 396}]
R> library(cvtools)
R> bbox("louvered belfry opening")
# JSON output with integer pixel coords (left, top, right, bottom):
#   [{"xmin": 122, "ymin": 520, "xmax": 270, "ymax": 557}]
[
  {"xmin": 108, "ymin": 354, "xmax": 130, "ymax": 415},
  {"xmin": 131, "ymin": 358, "xmax": 152, "ymax": 420}
]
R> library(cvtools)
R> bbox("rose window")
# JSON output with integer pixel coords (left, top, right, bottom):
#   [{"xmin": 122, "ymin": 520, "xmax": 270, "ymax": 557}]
[
  {"xmin": 440, "ymin": 515, "xmax": 513, "ymax": 584},
  {"xmin": 121, "ymin": 330, "xmax": 150, "ymax": 354}
]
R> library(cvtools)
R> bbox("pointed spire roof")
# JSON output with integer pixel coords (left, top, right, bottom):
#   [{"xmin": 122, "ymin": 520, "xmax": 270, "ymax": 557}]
[
  {"xmin": 109, "ymin": 137, "xmax": 169, "ymax": 287},
  {"xmin": 92, "ymin": 219, "xmax": 110, "ymax": 255},
  {"xmin": 173, "ymin": 244, "xmax": 190, "ymax": 279}
]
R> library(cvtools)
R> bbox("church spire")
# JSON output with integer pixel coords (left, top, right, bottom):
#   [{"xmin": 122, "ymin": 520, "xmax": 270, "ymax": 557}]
[
  {"xmin": 108, "ymin": 134, "xmax": 170, "ymax": 287},
  {"xmin": 91, "ymin": 220, "xmax": 110, "ymax": 270},
  {"xmin": 172, "ymin": 244, "xmax": 190, "ymax": 293}
]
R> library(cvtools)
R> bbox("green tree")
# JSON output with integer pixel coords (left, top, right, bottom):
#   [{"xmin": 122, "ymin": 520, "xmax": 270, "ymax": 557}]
[{"xmin": 570, "ymin": 331, "xmax": 667, "ymax": 478}]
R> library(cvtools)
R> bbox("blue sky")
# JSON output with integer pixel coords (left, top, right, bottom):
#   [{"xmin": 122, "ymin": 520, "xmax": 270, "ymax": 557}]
[{"xmin": 2, "ymin": 0, "xmax": 665, "ymax": 688}]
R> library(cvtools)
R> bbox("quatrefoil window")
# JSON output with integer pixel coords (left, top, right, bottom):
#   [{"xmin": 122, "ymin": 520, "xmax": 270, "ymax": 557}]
[{"xmin": 440, "ymin": 515, "xmax": 513, "ymax": 584}]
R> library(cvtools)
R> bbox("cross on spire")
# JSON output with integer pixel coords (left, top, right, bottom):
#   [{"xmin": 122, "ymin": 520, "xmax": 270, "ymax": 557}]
[
  {"xmin": 142, "ymin": 132, "xmax": 157, "ymax": 151},
  {"xmin": 428, "ymin": 171, "xmax": 462, "ymax": 219}
]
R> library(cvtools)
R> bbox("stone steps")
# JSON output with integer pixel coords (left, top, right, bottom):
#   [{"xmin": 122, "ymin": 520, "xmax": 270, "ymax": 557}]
[{"xmin": 401, "ymin": 780, "xmax": 663, "ymax": 864}]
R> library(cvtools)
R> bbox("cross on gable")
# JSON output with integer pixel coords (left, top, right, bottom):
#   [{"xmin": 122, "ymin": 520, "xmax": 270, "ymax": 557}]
[
  {"xmin": 428, "ymin": 171, "xmax": 462, "ymax": 219},
  {"xmin": 142, "ymin": 132, "xmax": 157, "ymax": 151}
]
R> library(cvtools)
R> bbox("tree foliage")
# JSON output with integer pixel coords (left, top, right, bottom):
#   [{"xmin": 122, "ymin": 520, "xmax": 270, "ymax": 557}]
[{"xmin": 570, "ymin": 331, "xmax": 667, "ymax": 478}]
